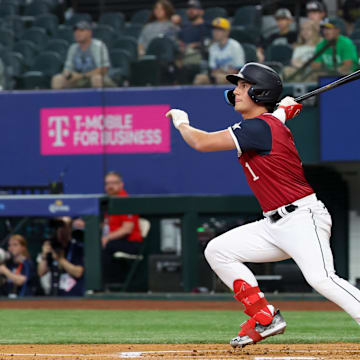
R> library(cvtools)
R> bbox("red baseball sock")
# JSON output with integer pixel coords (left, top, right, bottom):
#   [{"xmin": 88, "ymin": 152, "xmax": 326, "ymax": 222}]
[{"xmin": 233, "ymin": 279, "xmax": 274, "ymax": 335}]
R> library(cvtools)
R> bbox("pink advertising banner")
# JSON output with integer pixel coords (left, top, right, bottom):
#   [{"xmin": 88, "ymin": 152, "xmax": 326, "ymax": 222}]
[{"xmin": 41, "ymin": 105, "xmax": 170, "ymax": 155}]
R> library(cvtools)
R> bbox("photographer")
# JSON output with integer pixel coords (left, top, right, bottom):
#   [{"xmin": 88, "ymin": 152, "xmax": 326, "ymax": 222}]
[
  {"xmin": 37, "ymin": 217, "xmax": 84, "ymax": 296},
  {"xmin": 0, "ymin": 234, "xmax": 35, "ymax": 297}
]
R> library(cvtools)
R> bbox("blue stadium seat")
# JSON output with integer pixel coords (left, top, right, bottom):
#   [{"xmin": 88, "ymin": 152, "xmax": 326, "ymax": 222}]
[
  {"xmin": 22, "ymin": 27, "xmax": 49, "ymax": 50},
  {"xmin": 99, "ymin": 12, "xmax": 125, "ymax": 32},
  {"xmin": 113, "ymin": 36, "xmax": 138, "ymax": 60},
  {"xmin": 53, "ymin": 25, "xmax": 74, "ymax": 44},
  {"xmin": 130, "ymin": 9, "xmax": 151, "ymax": 24},
  {"xmin": 34, "ymin": 14, "xmax": 59, "ymax": 37},
  {"xmin": 93, "ymin": 24, "xmax": 116, "ymax": 48},
  {"xmin": 13, "ymin": 40, "xmax": 39, "ymax": 68},
  {"xmin": 204, "ymin": 7, "xmax": 228, "ymax": 23}
]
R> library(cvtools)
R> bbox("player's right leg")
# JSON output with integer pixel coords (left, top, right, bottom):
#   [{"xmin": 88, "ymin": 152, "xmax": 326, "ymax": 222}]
[{"xmin": 204, "ymin": 219, "xmax": 289, "ymax": 348}]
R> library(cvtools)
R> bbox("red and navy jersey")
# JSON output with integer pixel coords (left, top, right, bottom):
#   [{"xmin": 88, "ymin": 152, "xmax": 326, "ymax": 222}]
[{"xmin": 228, "ymin": 113, "xmax": 314, "ymax": 212}]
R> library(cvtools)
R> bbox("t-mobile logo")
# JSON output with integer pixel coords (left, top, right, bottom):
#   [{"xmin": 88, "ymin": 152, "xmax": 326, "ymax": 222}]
[{"xmin": 48, "ymin": 116, "xmax": 70, "ymax": 147}]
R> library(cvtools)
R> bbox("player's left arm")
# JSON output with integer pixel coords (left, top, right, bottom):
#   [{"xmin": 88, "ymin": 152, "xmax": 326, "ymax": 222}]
[{"xmin": 166, "ymin": 109, "xmax": 236, "ymax": 152}]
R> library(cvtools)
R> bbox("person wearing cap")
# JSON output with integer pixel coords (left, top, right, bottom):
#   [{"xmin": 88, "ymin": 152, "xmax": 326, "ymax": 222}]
[
  {"xmin": 178, "ymin": 0, "xmax": 211, "ymax": 51},
  {"xmin": 193, "ymin": 17, "xmax": 245, "ymax": 85},
  {"xmin": 51, "ymin": 20, "xmax": 115, "ymax": 89},
  {"xmin": 174, "ymin": 0, "xmax": 211, "ymax": 84},
  {"xmin": 306, "ymin": 1, "xmax": 327, "ymax": 25},
  {"xmin": 311, "ymin": 18, "xmax": 358, "ymax": 75},
  {"xmin": 257, "ymin": 8, "xmax": 297, "ymax": 62},
  {"xmin": 137, "ymin": 0, "xmax": 178, "ymax": 57}
]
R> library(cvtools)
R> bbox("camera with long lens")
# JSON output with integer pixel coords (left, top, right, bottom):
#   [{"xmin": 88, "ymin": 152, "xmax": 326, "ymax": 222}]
[{"xmin": 47, "ymin": 219, "xmax": 67, "ymax": 296}]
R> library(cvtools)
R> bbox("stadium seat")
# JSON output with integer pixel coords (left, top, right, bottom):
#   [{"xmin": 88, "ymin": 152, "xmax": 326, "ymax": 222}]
[
  {"xmin": 263, "ymin": 61, "xmax": 284, "ymax": 74},
  {"xmin": 123, "ymin": 23, "xmax": 143, "ymax": 39},
  {"xmin": 44, "ymin": 39, "xmax": 69, "ymax": 60},
  {"xmin": 0, "ymin": 28, "xmax": 15, "ymax": 49},
  {"xmin": 261, "ymin": 15, "xmax": 278, "ymax": 39},
  {"xmin": 30, "ymin": 51, "xmax": 63, "ymax": 76},
  {"xmin": 13, "ymin": 40, "xmax": 39, "ymax": 68},
  {"xmin": 66, "ymin": 13, "xmax": 92, "ymax": 26},
  {"xmin": 350, "ymin": 30, "xmax": 360, "ymax": 40},
  {"xmin": 0, "ymin": 3, "xmax": 18, "ymax": 17},
  {"xmin": 242, "ymin": 43, "xmax": 258, "ymax": 62},
  {"xmin": 93, "ymin": 24, "xmax": 116, "ymax": 48},
  {"xmin": 34, "ymin": 14, "xmax": 59, "ymax": 37},
  {"xmin": 353, "ymin": 18, "xmax": 360, "ymax": 32},
  {"xmin": 146, "ymin": 36, "xmax": 177, "ymax": 63},
  {"xmin": 22, "ymin": 27, "xmax": 49, "ymax": 50},
  {"xmin": 2, "ymin": 51, "xmax": 24, "ymax": 77},
  {"xmin": 2, "ymin": 15, "xmax": 25, "ymax": 40},
  {"xmin": 18, "ymin": 71, "xmax": 50, "ymax": 89},
  {"xmin": 130, "ymin": 9, "xmax": 151, "ymax": 24},
  {"xmin": 230, "ymin": 27, "xmax": 259, "ymax": 45},
  {"xmin": 265, "ymin": 44, "xmax": 293, "ymax": 66},
  {"xmin": 115, "ymin": 218, "xmax": 151, "ymax": 292},
  {"xmin": 334, "ymin": 17, "xmax": 347, "ymax": 35},
  {"xmin": 54, "ymin": 25, "xmax": 74, "ymax": 44},
  {"xmin": 204, "ymin": 7, "xmax": 228, "ymax": 23},
  {"xmin": 99, "ymin": 12, "xmax": 125, "ymax": 32},
  {"xmin": 109, "ymin": 49, "xmax": 131, "ymax": 85},
  {"xmin": 23, "ymin": 1, "xmax": 50, "ymax": 16},
  {"xmin": 130, "ymin": 55, "xmax": 161, "ymax": 86},
  {"xmin": 113, "ymin": 36, "xmax": 138, "ymax": 60},
  {"xmin": 232, "ymin": 5, "xmax": 262, "ymax": 29}
]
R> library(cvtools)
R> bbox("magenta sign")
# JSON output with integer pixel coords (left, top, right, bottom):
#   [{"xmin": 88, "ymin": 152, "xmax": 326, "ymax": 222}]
[{"xmin": 41, "ymin": 105, "xmax": 171, "ymax": 155}]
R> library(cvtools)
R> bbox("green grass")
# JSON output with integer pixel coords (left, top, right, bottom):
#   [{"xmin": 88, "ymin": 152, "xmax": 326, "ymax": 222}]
[{"xmin": 0, "ymin": 309, "xmax": 358, "ymax": 344}]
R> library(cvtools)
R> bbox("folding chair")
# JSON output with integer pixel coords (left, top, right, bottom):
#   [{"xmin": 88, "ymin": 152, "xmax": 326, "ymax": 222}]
[{"xmin": 112, "ymin": 218, "xmax": 151, "ymax": 291}]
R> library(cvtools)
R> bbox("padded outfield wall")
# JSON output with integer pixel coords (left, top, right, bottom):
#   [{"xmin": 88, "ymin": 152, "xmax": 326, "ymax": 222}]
[{"xmin": 0, "ymin": 85, "xmax": 320, "ymax": 195}]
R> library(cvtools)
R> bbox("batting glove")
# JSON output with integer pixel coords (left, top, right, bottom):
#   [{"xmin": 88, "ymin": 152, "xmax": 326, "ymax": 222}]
[
  {"xmin": 166, "ymin": 109, "xmax": 190, "ymax": 129},
  {"xmin": 273, "ymin": 96, "xmax": 302, "ymax": 123}
]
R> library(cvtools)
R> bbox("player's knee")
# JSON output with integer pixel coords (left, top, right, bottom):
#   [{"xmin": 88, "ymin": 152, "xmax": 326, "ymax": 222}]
[
  {"xmin": 304, "ymin": 273, "xmax": 333, "ymax": 294},
  {"xmin": 204, "ymin": 238, "xmax": 222, "ymax": 265}
]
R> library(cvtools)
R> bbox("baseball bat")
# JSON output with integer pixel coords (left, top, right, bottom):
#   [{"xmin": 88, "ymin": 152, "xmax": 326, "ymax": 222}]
[{"xmin": 294, "ymin": 69, "xmax": 360, "ymax": 102}]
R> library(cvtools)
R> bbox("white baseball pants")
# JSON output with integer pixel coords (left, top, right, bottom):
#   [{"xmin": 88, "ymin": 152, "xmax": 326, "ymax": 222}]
[{"xmin": 205, "ymin": 194, "xmax": 360, "ymax": 324}]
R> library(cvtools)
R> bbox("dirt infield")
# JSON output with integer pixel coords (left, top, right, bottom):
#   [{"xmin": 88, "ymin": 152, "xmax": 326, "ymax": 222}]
[
  {"xmin": 0, "ymin": 344, "xmax": 359, "ymax": 360},
  {"xmin": 0, "ymin": 299, "xmax": 342, "ymax": 311}
]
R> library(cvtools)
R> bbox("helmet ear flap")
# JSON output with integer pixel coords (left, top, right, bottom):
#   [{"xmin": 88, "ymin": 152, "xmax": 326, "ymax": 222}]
[
  {"xmin": 248, "ymin": 86, "xmax": 259, "ymax": 103},
  {"xmin": 224, "ymin": 89, "xmax": 235, "ymax": 106}
]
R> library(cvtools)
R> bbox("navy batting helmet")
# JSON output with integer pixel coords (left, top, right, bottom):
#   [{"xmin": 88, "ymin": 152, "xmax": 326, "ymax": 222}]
[{"xmin": 224, "ymin": 63, "xmax": 283, "ymax": 106}]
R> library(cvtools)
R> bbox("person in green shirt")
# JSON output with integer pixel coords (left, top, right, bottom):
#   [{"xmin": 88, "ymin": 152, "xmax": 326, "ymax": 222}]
[{"xmin": 312, "ymin": 17, "xmax": 358, "ymax": 75}]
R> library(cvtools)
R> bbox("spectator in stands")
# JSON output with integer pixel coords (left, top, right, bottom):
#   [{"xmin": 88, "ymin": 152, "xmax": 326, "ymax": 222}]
[
  {"xmin": 193, "ymin": 17, "xmax": 245, "ymax": 85},
  {"xmin": 283, "ymin": 20, "xmax": 321, "ymax": 80},
  {"xmin": 311, "ymin": 18, "xmax": 358, "ymax": 76},
  {"xmin": 0, "ymin": 234, "xmax": 35, "ymax": 297},
  {"xmin": 51, "ymin": 21, "xmax": 115, "ymax": 89},
  {"xmin": 306, "ymin": 1, "xmax": 327, "ymax": 26},
  {"xmin": 102, "ymin": 171, "xmax": 143, "ymax": 286},
  {"xmin": 341, "ymin": 0, "xmax": 360, "ymax": 34},
  {"xmin": 177, "ymin": 0, "xmax": 211, "ymax": 66},
  {"xmin": 257, "ymin": 8, "xmax": 297, "ymax": 62},
  {"xmin": 138, "ymin": 0, "xmax": 178, "ymax": 57},
  {"xmin": 37, "ymin": 217, "xmax": 85, "ymax": 296}
]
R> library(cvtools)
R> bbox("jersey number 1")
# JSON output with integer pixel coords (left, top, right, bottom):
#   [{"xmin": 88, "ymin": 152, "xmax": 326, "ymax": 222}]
[{"xmin": 245, "ymin": 162, "xmax": 259, "ymax": 181}]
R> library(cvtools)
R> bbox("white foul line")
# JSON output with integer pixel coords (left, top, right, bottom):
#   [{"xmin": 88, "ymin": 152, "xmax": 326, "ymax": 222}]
[
  {"xmin": 254, "ymin": 358, "xmax": 319, "ymax": 360},
  {"xmin": 0, "ymin": 354, "xmax": 117, "ymax": 358}
]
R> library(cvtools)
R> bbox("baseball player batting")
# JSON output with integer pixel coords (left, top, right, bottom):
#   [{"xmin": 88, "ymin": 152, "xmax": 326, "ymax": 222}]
[{"xmin": 166, "ymin": 62, "xmax": 360, "ymax": 348}]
